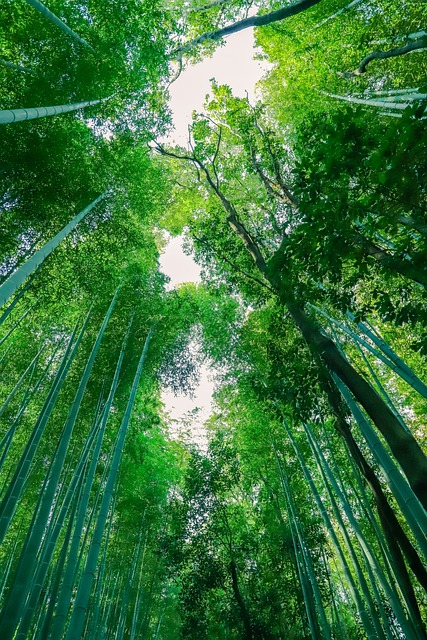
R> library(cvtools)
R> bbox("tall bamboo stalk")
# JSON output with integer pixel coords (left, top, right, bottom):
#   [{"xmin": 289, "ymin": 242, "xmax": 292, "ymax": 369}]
[
  {"xmin": 334, "ymin": 375, "xmax": 427, "ymax": 555},
  {"xmin": 15, "ymin": 440, "xmax": 91, "ymax": 640},
  {"xmin": 65, "ymin": 326, "xmax": 154, "ymax": 640},
  {"xmin": 0, "ymin": 266, "xmax": 41, "ymax": 325},
  {"xmin": 281, "ymin": 417, "xmax": 379, "ymax": 639},
  {"xmin": 0, "ymin": 340, "xmax": 63, "ymax": 469},
  {"xmin": 305, "ymin": 422, "xmax": 419, "ymax": 640},
  {"xmin": 0, "ymin": 292, "xmax": 118, "ymax": 639},
  {"xmin": 310, "ymin": 304, "xmax": 427, "ymax": 400},
  {"xmin": 273, "ymin": 443, "xmax": 331, "ymax": 640},
  {"xmin": 37, "ymin": 478, "xmax": 83, "ymax": 640},
  {"xmin": 0, "ymin": 318, "xmax": 85, "ymax": 542},
  {"xmin": 0, "ymin": 345, "xmax": 45, "ymax": 419},
  {"xmin": 50, "ymin": 325, "xmax": 130, "ymax": 639},
  {"xmin": 0, "ymin": 302, "xmax": 37, "ymax": 347}
]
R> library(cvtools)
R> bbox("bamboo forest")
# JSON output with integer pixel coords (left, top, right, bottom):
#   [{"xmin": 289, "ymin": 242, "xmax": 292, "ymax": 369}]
[{"xmin": 1, "ymin": 0, "xmax": 427, "ymax": 638}]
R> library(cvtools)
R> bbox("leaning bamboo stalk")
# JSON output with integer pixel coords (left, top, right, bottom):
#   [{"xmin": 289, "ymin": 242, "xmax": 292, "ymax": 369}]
[
  {"xmin": 88, "ymin": 491, "xmax": 118, "ymax": 640},
  {"xmin": 322, "ymin": 91, "xmax": 427, "ymax": 113},
  {"xmin": 65, "ymin": 326, "xmax": 154, "ymax": 640},
  {"xmin": 0, "ymin": 343, "xmax": 13, "ymax": 369},
  {"xmin": 0, "ymin": 293, "xmax": 118, "ymax": 640},
  {"xmin": 15, "ymin": 445, "xmax": 91, "ymax": 640},
  {"xmin": 0, "ymin": 368, "xmax": 37, "ymax": 472},
  {"xmin": 364, "ymin": 87, "xmax": 419, "ymax": 96},
  {"xmin": 23, "ymin": 0, "xmax": 94, "ymax": 49},
  {"xmin": 0, "ymin": 95, "xmax": 113, "ymax": 125},
  {"xmin": 335, "ymin": 375, "xmax": 427, "ymax": 552},
  {"xmin": 0, "ymin": 340, "xmax": 63, "ymax": 468},
  {"xmin": 312, "ymin": 0, "xmax": 362, "ymax": 28},
  {"xmin": 333, "ymin": 432, "xmax": 401, "ymax": 586},
  {"xmin": 0, "ymin": 302, "xmax": 37, "ymax": 347},
  {"xmin": 323, "ymin": 419, "xmax": 427, "ymax": 633},
  {"xmin": 115, "ymin": 529, "xmax": 146, "ymax": 640},
  {"xmin": 0, "ymin": 192, "xmax": 108, "ymax": 308},
  {"xmin": 0, "ymin": 58, "xmax": 36, "ymax": 74},
  {"xmin": 0, "ymin": 526, "xmax": 20, "ymax": 603},
  {"xmin": 16, "ymin": 411, "xmax": 102, "ymax": 640},
  {"xmin": 352, "ymin": 338, "xmax": 408, "ymax": 429},
  {"xmin": 347, "ymin": 311, "xmax": 427, "ymax": 397},
  {"xmin": 310, "ymin": 304, "xmax": 427, "ymax": 399},
  {"xmin": 0, "ymin": 266, "xmax": 41, "ymax": 325},
  {"xmin": 37, "ymin": 479, "xmax": 82, "ymax": 640},
  {"xmin": 306, "ymin": 427, "xmax": 391, "ymax": 639},
  {"xmin": 129, "ymin": 529, "xmax": 150, "ymax": 640}
]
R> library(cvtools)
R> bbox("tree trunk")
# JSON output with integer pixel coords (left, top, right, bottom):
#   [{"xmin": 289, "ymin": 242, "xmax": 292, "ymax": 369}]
[
  {"xmin": 174, "ymin": 0, "xmax": 322, "ymax": 54},
  {"xmin": 354, "ymin": 36, "xmax": 427, "ymax": 75},
  {"xmin": 346, "ymin": 231, "xmax": 427, "ymax": 288},
  {"xmin": 285, "ymin": 300, "xmax": 427, "ymax": 510}
]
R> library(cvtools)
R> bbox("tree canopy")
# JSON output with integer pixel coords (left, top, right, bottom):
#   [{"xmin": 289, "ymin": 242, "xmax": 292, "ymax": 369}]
[{"xmin": 1, "ymin": 0, "xmax": 427, "ymax": 638}]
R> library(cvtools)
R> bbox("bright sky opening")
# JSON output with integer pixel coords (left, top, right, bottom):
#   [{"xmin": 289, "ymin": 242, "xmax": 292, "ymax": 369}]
[
  {"xmin": 160, "ymin": 29, "xmax": 268, "ymax": 443},
  {"xmin": 168, "ymin": 28, "xmax": 268, "ymax": 145}
]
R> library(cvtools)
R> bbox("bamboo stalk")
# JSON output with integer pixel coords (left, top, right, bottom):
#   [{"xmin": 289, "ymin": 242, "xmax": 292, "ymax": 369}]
[
  {"xmin": 0, "ymin": 293, "xmax": 118, "ymax": 640},
  {"xmin": 0, "ymin": 192, "xmax": 108, "ymax": 307},
  {"xmin": 65, "ymin": 326, "xmax": 154, "ymax": 640}
]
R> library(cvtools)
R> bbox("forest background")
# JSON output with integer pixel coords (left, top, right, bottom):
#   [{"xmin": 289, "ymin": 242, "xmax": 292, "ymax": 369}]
[{"xmin": 1, "ymin": 0, "xmax": 427, "ymax": 638}]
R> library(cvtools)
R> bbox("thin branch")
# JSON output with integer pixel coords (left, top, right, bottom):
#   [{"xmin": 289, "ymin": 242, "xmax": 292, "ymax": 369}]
[
  {"xmin": 212, "ymin": 127, "xmax": 222, "ymax": 188},
  {"xmin": 193, "ymin": 234, "xmax": 275, "ymax": 292},
  {"xmin": 151, "ymin": 141, "xmax": 196, "ymax": 164},
  {"xmin": 167, "ymin": 56, "xmax": 183, "ymax": 88},
  {"xmin": 247, "ymin": 144, "xmax": 285, "ymax": 235},
  {"xmin": 154, "ymin": 138, "xmax": 269, "ymax": 274},
  {"xmin": 246, "ymin": 99, "xmax": 299, "ymax": 206}
]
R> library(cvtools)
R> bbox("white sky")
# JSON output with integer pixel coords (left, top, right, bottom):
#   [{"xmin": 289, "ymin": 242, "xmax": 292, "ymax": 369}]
[
  {"xmin": 168, "ymin": 28, "xmax": 268, "ymax": 144},
  {"xmin": 158, "ymin": 235, "xmax": 200, "ymax": 290},
  {"xmin": 159, "ymin": 28, "xmax": 268, "ymax": 444}
]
